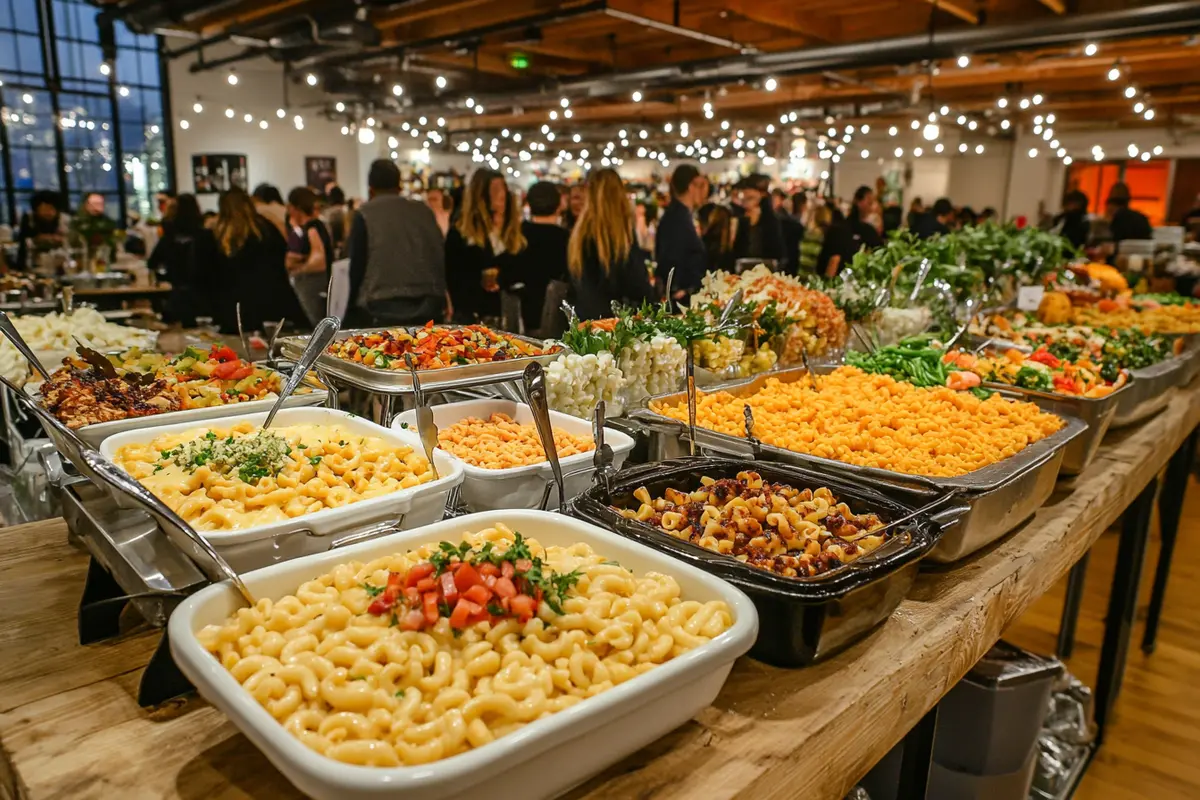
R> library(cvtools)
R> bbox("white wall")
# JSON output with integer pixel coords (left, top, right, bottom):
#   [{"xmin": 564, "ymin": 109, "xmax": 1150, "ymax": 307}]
[{"xmin": 168, "ymin": 44, "xmax": 363, "ymax": 208}]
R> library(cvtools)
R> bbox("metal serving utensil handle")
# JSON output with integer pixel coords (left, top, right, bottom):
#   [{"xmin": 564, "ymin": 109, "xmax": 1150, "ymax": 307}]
[
  {"xmin": 743, "ymin": 403, "xmax": 761, "ymax": 453},
  {"xmin": 522, "ymin": 361, "xmax": 566, "ymax": 511},
  {"xmin": 403, "ymin": 352, "xmax": 441, "ymax": 481},
  {"xmin": 266, "ymin": 317, "xmax": 286, "ymax": 361},
  {"xmin": 851, "ymin": 324, "xmax": 878, "ymax": 354},
  {"xmin": 60, "ymin": 285, "xmax": 74, "ymax": 315},
  {"xmin": 235, "ymin": 301, "xmax": 252, "ymax": 362},
  {"xmin": 592, "ymin": 400, "xmax": 615, "ymax": 496},
  {"xmin": 263, "ymin": 316, "xmax": 340, "ymax": 430},
  {"xmin": 663, "ymin": 266, "xmax": 676, "ymax": 302},
  {"xmin": 714, "ymin": 288, "xmax": 744, "ymax": 335},
  {"xmin": 77, "ymin": 449, "xmax": 256, "ymax": 607},
  {"xmin": 0, "ymin": 310, "xmax": 51, "ymax": 380},
  {"xmin": 800, "ymin": 343, "xmax": 819, "ymax": 392},
  {"xmin": 874, "ymin": 489, "xmax": 964, "ymax": 537},
  {"xmin": 685, "ymin": 336, "xmax": 698, "ymax": 456}
]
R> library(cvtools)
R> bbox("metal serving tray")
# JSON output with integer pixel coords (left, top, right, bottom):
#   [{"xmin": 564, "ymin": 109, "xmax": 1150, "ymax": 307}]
[
  {"xmin": 983, "ymin": 378, "xmax": 1131, "ymax": 476},
  {"xmin": 570, "ymin": 457, "xmax": 967, "ymax": 666},
  {"xmin": 1111, "ymin": 356, "xmax": 1184, "ymax": 428},
  {"xmin": 278, "ymin": 326, "xmax": 565, "ymax": 393},
  {"xmin": 627, "ymin": 368, "xmax": 1088, "ymax": 563}
]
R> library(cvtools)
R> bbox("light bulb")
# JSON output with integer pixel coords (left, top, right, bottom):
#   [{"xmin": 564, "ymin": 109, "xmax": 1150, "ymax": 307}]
[
  {"xmin": 306, "ymin": 73, "xmax": 318, "ymax": 86},
  {"xmin": 911, "ymin": 119, "xmax": 920, "ymax": 130},
  {"xmin": 465, "ymin": 97, "xmax": 475, "ymax": 108},
  {"xmin": 1033, "ymin": 94, "xmax": 1043, "ymax": 105},
  {"xmin": 968, "ymin": 120, "xmax": 978, "ymax": 130},
  {"xmin": 193, "ymin": 101, "xmax": 203, "ymax": 114},
  {"xmin": 99, "ymin": 63, "xmax": 111, "ymax": 76},
  {"xmin": 227, "ymin": 71, "xmax": 238, "ymax": 86},
  {"xmin": 861, "ymin": 124, "xmax": 870, "ymax": 134},
  {"xmin": 888, "ymin": 126, "xmax": 898, "ymax": 136},
  {"xmin": 1153, "ymin": 145, "xmax": 1164, "ymax": 155},
  {"xmin": 1085, "ymin": 43, "xmax": 1098, "ymax": 56},
  {"xmin": 1141, "ymin": 151, "xmax": 1151, "ymax": 161},
  {"xmin": 243, "ymin": 113, "xmax": 252, "ymax": 123},
  {"xmin": 632, "ymin": 90, "xmax": 643, "ymax": 102},
  {"xmin": 419, "ymin": 116, "xmax": 427, "ymax": 125},
  {"xmin": 975, "ymin": 144, "xmax": 985, "ymax": 154},
  {"xmin": 957, "ymin": 54, "xmax": 970, "ymax": 68},
  {"xmin": 436, "ymin": 75, "xmax": 447, "ymax": 89},
  {"xmin": 1046, "ymin": 113, "xmax": 1056, "ymax": 124},
  {"xmin": 179, "ymin": 119, "xmax": 189, "ymax": 130},
  {"xmin": 1144, "ymin": 108, "xmax": 1155, "ymax": 120},
  {"xmin": 913, "ymin": 147, "xmax": 923, "ymax": 157},
  {"xmin": 939, "ymin": 105, "xmax": 949, "ymax": 116},
  {"xmin": 935, "ymin": 143, "xmax": 944, "ymax": 153},
  {"xmin": 1019, "ymin": 98, "xmax": 1031, "ymax": 109},
  {"xmin": 366, "ymin": 117, "xmax": 375, "ymax": 126},
  {"xmin": 959, "ymin": 143, "xmax": 968, "ymax": 153},
  {"xmin": 997, "ymin": 97, "xmax": 1008, "ymax": 108},
  {"xmin": 259, "ymin": 120, "xmax": 268, "ymax": 129},
  {"xmin": 1124, "ymin": 86, "xmax": 1137, "ymax": 98},
  {"xmin": 1057, "ymin": 147, "xmax": 1066, "ymax": 157},
  {"xmin": 664, "ymin": 122, "xmax": 672, "ymax": 132},
  {"xmin": 118, "ymin": 86, "xmax": 130, "ymax": 97},
  {"xmin": 1108, "ymin": 66, "xmax": 1121, "ymax": 81},
  {"xmin": 957, "ymin": 115, "xmax": 967, "ymax": 125},
  {"xmin": 276, "ymin": 108, "xmax": 286, "ymax": 119},
  {"xmin": 335, "ymin": 101, "xmax": 345, "ymax": 112},
  {"xmin": 1134, "ymin": 101, "xmax": 1145, "ymax": 113},
  {"xmin": 224, "ymin": 108, "xmax": 234, "ymax": 118},
  {"xmin": 922, "ymin": 122, "xmax": 939, "ymax": 141},
  {"xmin": 357, "ymin": 127, "xmax": 375, "ymax": 144},
  {"xmin": 1000, "ymin": 119, "xmax": 1010, "ymax": 130},
  {"xmin": 764, "ymin": 77, "xmax": 778, "ymax": 91}
]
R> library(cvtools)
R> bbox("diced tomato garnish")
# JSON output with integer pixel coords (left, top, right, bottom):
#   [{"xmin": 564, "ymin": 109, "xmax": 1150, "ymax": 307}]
[
  {"xmin": 403, "ymin": 587, "xmax": 420, "ymax": 607},
  {"xmin": 484, "ymin": 574, "xmax": 497, "ymax": 589},
  {"xmin": 367, "ymin": 596, "xmax": 391, "ymax": 615},
  {"xmin": 415, "ymin": 577, "xmax": 436, "ymax": 592},
  {"xmin": 509, "ymin": 594, "xmax": 536, "ymax": 621},
  {"xmin": 454, "ymin": 562, "xmax": 482, "ymax": 592},
  {"xmin": 228, "ymin": 365, "xmax": 254, "ymax": 381},
  {"xmin": 405, "ymin": 562, "xmax": 434, "ymax": 587},
  {"xmin": 440, "ymin": 571, "xmax": 459, "ymax": 604},
  {"xmin": 422, "ymin": 592, "xmax": 440, "ymax": 625},
  {"xmin": 493, "ymin": 576, "xmax": 517, "ymax": 599},
  {"xmin": 211, "ymin": 345, "xmax": 238, "ymax": 363},
  {"xmin": 463, "ymin": 584, "xmax": 492, "ymax": 605},
  {"xmin": 514, "ymin": 559, "xmax": 533, "ymax": 573},
  {"xmin": 1028, "ymin": 348, "xmax": 1061, "ymax": 368},
  {"xmin": 501, "ymin": 561, "xmax": 515, "ymax": 580},
  {"xmin": 449, "ymin": 598, "xmax": 472, "ymax": 629},
  {"xmin": 211, "ymin": 360, "xmax": 244, "ymax": 380},
  {"xmin": 400, "ymin": 610, "xmax": 425, "ymax": 631},
  {"xmin": 478, "ymin": 562, "xmax": 500, "ymax": 579}
]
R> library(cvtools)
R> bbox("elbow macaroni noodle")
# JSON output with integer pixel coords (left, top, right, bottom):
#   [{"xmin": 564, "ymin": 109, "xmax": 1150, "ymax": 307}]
[
  {"xmin": 436, "ymin": 412, "xmax": 595, "ymax": 469},
  {"xmin": 114, "ymin": 422, "xmax": 434, "ymax": 531},
  {"xmin": 650, "ymin": 367, "xmax": 1064, "ymax": 478},
  {"xmin": 197, "ymin": 524, "xmax": 733, "ymax": 767}
]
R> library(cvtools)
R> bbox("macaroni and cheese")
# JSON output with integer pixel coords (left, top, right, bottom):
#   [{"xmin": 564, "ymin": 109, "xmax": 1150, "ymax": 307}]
[
  {"xmin": 196, "ymin": 524, "xmax": 733, "ymax": 767},
  {"xmin": 618, "ymin": 471, "xmax": 888, "ymax": 577},
  {"xmin": 650, "ymin": 367, "xmax": 1064, "ymax": 478},
  {"xmin": 113, "ymin": 421, "xmax": 434, "ymax": 531},
  {"xmin": 436, "ymin": 412, "xmax": 595, "ymax": 469}
]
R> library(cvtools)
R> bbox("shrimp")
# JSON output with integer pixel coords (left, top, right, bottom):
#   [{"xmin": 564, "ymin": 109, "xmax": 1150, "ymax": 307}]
[{"xmin": 946, "ymin": 371, "xmax": 982, "ymax": 391}]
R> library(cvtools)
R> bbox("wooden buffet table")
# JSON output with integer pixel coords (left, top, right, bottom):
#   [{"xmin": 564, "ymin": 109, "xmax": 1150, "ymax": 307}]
[{"xmin": 1, "ymin": 384, "xmax": 1198, "ymax": 800}]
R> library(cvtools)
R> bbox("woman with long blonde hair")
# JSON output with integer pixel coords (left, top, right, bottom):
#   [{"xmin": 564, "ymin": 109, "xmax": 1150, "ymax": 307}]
[
  {"xmin": 445, "ymin": 169, "xmax": 526, "ymax": 322},
  {"xmin": 208, "ymin": 186, "xmax": 306, "ymax": 333},
  {"xmin": 566, "ymin": 168, "xmax": 654, "ymax": 320}
]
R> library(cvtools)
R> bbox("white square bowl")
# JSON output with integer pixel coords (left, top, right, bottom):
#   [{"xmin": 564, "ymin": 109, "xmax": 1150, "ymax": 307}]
[
  {"xmin": 98, "ymin": 406, "xmax": 464, "ymax": 572},
  {"xmin": 392, "ymin": 399, "xmax": 634, "ymax": 512},
  {"xmin": 168, "ymin": 509, "xmax": 758, "ymax": 800}
]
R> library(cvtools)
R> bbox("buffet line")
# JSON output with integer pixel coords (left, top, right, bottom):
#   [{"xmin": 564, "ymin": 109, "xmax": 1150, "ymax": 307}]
[{"xmin": 2, "ymin": 246, "xmax": 1199, "ymax": 800}]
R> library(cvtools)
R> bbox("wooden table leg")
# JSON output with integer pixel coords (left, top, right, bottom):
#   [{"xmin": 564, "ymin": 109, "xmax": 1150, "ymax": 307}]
[
  {"xmin": 1093, "ymin": 477, "xmax": 1157, "ymax": 744},
  {"xmin": 1142, "ymin": 426, "xmax": 1198, "ymax": 655}
]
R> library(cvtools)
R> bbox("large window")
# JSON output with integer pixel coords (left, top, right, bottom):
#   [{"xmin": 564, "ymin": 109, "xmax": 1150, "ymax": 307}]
[{"xmin": 0, "ymin": 0, "xmax": 171, "ymax": 228}]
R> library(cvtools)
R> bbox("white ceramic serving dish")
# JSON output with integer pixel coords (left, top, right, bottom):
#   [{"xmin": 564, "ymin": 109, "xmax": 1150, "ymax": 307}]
[
  {"xmin": 392, "ymin": 399, "xmax": 634, "ymax": 512},
  {"xmin": 169, "ymin": 509, "xmax": 758, "ymax": 800},
  {"xmin": 98, "ymin": 406, "xmax": 463, "ymax": 572}
]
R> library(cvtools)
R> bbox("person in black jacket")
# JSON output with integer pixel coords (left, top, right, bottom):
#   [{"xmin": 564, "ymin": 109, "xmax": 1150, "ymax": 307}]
[
  {"xmin": 208, "ymin": 187, "xmax": 307, "ymax": 334},
  {"xmin": 504, "ymin": 181, "xmax": 569, "ymax": 334},
  {"xmin": 445, "ymin": 169, "xmax": 526, "ymax": 322},
  {"xmin": 567, "ymin": 168, "xmax": 654, "ymax": 320},
  {"xmin": 913, "ymin": 197, "xmax": 956, "ymax": 240},
  {"xmin": 848, "ymin": 185, "xmax": 884, "ymax": 250},
  {"xmin": 731, "ymin": 175, "xmax": 785, "ymax": 265},
  {"xmin": 655, "ymin": 163, "xmax": 708, "ymax": 304},
  {"xmin": 148, "ymin": 193, "xmax": 211, "ymax": 326},
  {"xmin": 1052, "ymin": 190, "xmax": 1091, "ymax": 250},
  {"xmin": 1105, "ymin": 182, "xmax": 1153, "ymax": 250}
]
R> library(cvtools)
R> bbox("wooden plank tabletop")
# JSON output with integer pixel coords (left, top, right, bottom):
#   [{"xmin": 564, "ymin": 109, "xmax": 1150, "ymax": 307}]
[{"xmin": 1, "ymin": 382, "xmax": 1197, "ymax": 800}]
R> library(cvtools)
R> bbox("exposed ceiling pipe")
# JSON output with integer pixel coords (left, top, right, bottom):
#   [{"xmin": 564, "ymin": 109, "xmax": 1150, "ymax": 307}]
[
  {"xmin": 293, "ymin": 0, "xmax": 607, "ymax": 69},
  {"xmin": 100, "ymin": 0, "xmax": 249, "ymax": 34},
  {"xmin": 398, "ymin": 1, "xmax": 1200, "ymax": 114},
  {"xmin": 602, "ymin": 8, "xmax": 757, "ymax": 55}
]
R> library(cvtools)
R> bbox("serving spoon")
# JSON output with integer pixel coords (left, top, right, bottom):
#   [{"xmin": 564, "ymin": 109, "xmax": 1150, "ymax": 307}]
[
  {"xmin": 403, "ymin": 352, "xmax": 441, "ymax": 481},
  {"xmin": 262, "ymin": 315, "xmax": 339, "ymax": 430}
]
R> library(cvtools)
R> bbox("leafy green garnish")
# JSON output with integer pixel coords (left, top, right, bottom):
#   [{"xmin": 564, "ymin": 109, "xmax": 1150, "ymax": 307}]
[
  {"xmin": 362, "ymin": 583, "xmax": 384, "ymax": 598},
  {"xmin": 395, "ymin": 689, "xmax": 405, "ymax": 698},
  {"xmin": 308, "ymin": 455, "xmax": 323, "ymax": 467}
]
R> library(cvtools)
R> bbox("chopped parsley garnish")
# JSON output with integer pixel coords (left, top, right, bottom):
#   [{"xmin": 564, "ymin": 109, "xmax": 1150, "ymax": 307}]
[
  {"xmin": 399, "ymin": 422, "xmax": 409, "ymax": 429},
  {"xmin": 308, "ymin": 455, "xmax": 323, "ymax": 467},
  {"xmin": 362, "ymin": 583, "xmax": 384, "ymax": 598},
  {"xmin": 395, "ymin": 689, "xmax": 405, "ymax": 698},
  {"xmin": 158, "ymin": 430, "xmax": 292, "ymax": 484}
]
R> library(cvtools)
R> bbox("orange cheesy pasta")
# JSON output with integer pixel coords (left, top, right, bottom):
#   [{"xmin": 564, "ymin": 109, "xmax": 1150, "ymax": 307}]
[
  {"xmin": 650, "ymin": 367, "xmax": 1064, "ymax": 478},
  {"xmin": 437, "ymin": 412, "xmax": 595, "ymax": 469}
]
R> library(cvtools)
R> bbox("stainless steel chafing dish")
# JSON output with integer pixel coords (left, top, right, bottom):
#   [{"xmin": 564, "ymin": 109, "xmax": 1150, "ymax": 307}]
[{"xmin": 625, "ymin": 367, "xmax": 1087, "ymax": 563}]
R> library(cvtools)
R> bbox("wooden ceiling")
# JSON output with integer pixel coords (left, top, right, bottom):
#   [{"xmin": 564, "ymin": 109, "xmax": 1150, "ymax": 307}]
[{"xmin": 148, "ymin": 0, "xmax": 1200, "ymax": 137}]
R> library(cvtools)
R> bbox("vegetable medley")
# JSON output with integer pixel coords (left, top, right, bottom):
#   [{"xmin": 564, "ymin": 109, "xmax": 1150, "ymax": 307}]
[
  {"xmin": 944, "ymin": 346, "xmax": 1127, "ymax": 398},
  {"xmin": 330, "ymin": 322, "xmax": 558, "ymax": 370}
]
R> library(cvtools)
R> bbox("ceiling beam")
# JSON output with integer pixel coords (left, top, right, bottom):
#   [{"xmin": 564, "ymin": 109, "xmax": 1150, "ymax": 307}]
[
  {"xmin": 503, "ymin": 40, "xmax": 616, "ymax": 66},
  {"xmin": 374, "ymin": 0, "xmax": 494, "ymax": 30},
  {"xmin": 381, "ymin": 0, "xmax": 601, "ymax": 47},
  {"xmin": 603, "ymin": 0, "xmax": 759, "ymax": 54},
  {"xmin": 1036, "ymin": 0, "xmax": 1066, "ymax": 14},
  {"xmin": 721, "ymin": 0, "xmax": 841, "ymax": 43},
  {"xmin": 921, "ymin": 0, "xmax": 979, "ymax": 25}
]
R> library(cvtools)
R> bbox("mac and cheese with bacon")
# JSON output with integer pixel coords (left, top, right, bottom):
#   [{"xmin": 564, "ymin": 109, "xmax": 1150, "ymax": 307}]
[
  {"xmin": 113, "ymin": 421, "xmax": 434, "ymax": 531},
  {"xmin": 196, "ymin": 524, "xmax": 733, "ymax": 767},
  {"xmin": 436, "ymin": 412, "xmax": 595, "ymax": 469},
  {"xmin": 617, "ymin": 471, "xmax": 888, "ymax": 577}
]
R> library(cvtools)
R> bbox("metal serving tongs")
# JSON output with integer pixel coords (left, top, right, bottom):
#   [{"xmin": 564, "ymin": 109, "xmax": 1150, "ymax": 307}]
[
  {"xmin": 743, "ymin": 404, "xmax": 762, "ymax": 458},
  {"xmin": 800, "ymin": 343, "xmax": 820, "ymax": 392},
  {"xmin": 60, "ymin": 285, "xmax": 74, "ymax": 315},
  {"xmin": 77, "ymin": 448, "xmax": 257, "ymax": 607},
  {"xmin": 591, "ymin": 399, "xmax": 615, "ymax": 499},
  {"xmin": 0, "ymin": 310, "xmax": 51, "ymax": 380},
  {"xmin": 523, "ymin": 361, "xmax": 566, "ymax": 512},
  {"xmin": 943, "ymin": 295, "xmax": 983, "ymax": 352},
  {"xmin": 262, "ymin": 315, "xmax": 340, "ymax": 430},
  {"xmin": 403, "ymin": 352, "xmax": 440, "ymax": 481},
  {"xmin": 869, "ymin": 489, "xmax": 964, "ymax": 539}
]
